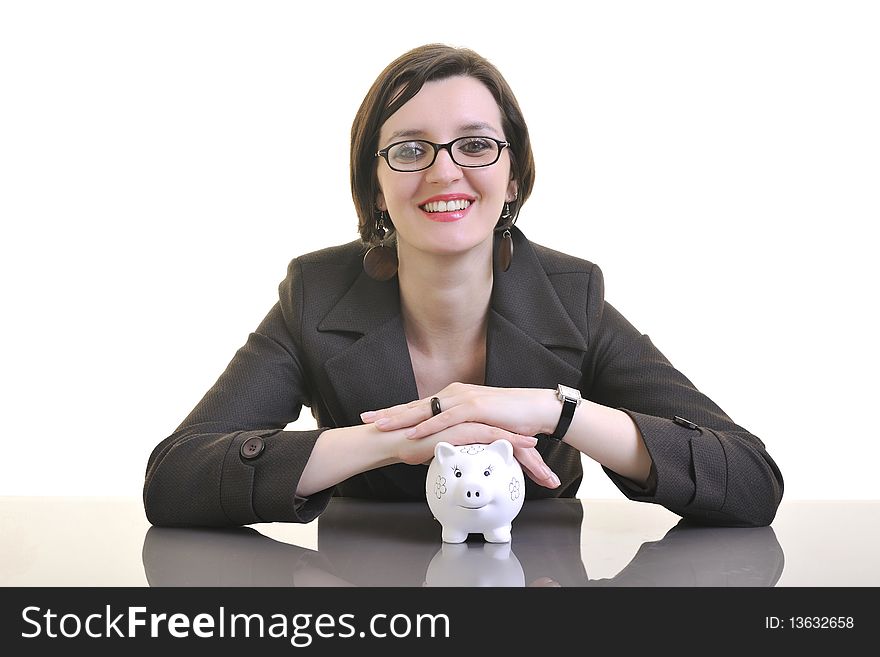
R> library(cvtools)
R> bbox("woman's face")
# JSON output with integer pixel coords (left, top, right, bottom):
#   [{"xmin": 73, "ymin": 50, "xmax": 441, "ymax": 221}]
[{"xmin": 376, "ymin": 75, "xmax": 517, "ymax": 260}]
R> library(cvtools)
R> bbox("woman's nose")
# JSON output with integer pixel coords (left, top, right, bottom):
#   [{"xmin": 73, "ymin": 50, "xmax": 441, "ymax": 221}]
[{"xmin": 424, "ymin": 148, "xmax": 463, "ymax": 184}]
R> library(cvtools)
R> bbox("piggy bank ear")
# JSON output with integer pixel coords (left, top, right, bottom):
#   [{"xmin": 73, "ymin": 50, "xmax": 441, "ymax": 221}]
[
  {"xmin": 434, "ymin": 442, "xmax": 457, "ymax": 464},
  {"xmin": 487, "ymin": 439, "xmax": 514, "ymax": 466}
]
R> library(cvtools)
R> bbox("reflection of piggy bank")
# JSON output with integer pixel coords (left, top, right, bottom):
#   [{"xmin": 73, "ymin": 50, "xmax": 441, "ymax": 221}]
[
  {"xmin": 424, "ymin": 542, "xmax": 525, "ymax": 586},
  {"xmin": 425, "ymin": 440, "xmax": 525, "ymax": 543}
]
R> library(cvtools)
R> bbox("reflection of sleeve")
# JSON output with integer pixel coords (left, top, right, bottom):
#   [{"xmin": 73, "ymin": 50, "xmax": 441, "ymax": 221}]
[
  {"xmin": 142, "ymin": 527, "xmax": 340, "ymax": 586},
  {"xmin": 143, "ymin": 258, "xmax": 333, "ymax": 527},
  {"xmin": 583, "ymin": 265, "xmax": 784, "ymax": 527},
  {"xmin": 589, "ymin": 521, "xmax": 785, "ymax": 587}
]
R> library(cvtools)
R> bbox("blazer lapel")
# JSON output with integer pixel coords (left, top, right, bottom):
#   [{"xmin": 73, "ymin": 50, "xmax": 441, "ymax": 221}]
[
  {"xmin": 486, "ymin": 228, "xmax": 586, "ymax": 390},
  {"xmin": 320, "ymin": 272, "xmax": 418, "ymax": 425}
]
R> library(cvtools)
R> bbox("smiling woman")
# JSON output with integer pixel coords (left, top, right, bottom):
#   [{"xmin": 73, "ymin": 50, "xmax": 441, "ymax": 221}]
[
  {"xmin": 143, "ymin": 43, "xmax": 784, "ymax": 529},
  {"xmin": 375, "ymin": 76, "xmax": 517, "ymax": 262}
]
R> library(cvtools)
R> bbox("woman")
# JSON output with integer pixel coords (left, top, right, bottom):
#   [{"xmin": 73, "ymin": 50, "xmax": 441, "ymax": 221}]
[{"xmin": 144, "ymin": 44, "xmax": 783, "ymax": 528}]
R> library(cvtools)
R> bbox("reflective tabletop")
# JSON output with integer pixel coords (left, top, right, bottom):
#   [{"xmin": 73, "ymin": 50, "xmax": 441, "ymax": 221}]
[{"xmin": 2, "ymin": 497, "xmax": 878, "ymax": 586}]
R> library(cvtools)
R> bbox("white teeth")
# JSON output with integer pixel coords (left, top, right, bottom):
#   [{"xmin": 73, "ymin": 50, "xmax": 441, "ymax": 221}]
[{"xmin": 421, "ymin": 199, "xmax": 471, "ymax": 213}]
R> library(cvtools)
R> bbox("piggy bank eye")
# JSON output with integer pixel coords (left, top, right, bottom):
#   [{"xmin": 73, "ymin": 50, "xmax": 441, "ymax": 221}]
[
  {"xmin": 453, "ymin": 466, "xmax": 462, "ymax": 478},
  {"xmin": 484, "ymin": 469, "xmax": 491, "ymax": 477}
]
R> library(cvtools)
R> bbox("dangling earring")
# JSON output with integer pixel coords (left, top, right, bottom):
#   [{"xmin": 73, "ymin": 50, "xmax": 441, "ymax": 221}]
[
  {"xmin": 496, "ymin": 202, "xmax": 514, "ymax": 272},
  {"xmin": 363, "ymin": 211, "xmax": 398, "ymax": 281}
]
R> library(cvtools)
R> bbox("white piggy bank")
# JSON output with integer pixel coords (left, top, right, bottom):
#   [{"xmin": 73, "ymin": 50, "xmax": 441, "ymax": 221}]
[{"xmin": 425, "ymin": 440, "xmax": 525, "ymax": 543}]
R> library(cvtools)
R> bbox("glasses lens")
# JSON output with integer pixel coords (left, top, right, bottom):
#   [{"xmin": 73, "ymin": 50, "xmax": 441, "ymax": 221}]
[
  {"xmin": 452, "ymin": 137, "xmax": 500, "ymax": 167},
  {"xmin": 387, "ymin": 141, "xmax": 434, "ymax": 171}
]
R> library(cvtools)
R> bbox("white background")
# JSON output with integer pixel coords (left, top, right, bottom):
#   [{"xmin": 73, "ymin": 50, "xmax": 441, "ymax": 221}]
[{"xmin": 1, "ymin": 1, "xmax": 877, "ymax": 500}]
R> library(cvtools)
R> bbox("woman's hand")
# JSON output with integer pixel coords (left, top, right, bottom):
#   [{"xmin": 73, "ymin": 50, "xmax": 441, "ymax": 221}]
[
  {"xmin": 362, "ymin": 383, "xmax": 561, "ymax": 489},
  {"xmin": 361, "ymin": 382, "xmax": 558, "ymax": 439}
]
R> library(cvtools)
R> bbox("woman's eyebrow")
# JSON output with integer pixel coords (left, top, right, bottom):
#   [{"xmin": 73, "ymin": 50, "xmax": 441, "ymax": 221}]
[
  {"xmin": 387, "ymin": 122, "xmax": 501, "ymax": 142},
  {"xmin": 387, "ymin": 128, "xmax": 427, "ymax": 141},
  {"xmin": 458, "ymin": 122, "xmax": 500, "ymax": 135}
]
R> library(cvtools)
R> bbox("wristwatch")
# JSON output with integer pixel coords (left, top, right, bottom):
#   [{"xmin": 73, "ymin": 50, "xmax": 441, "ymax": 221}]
[{"xmin": 548, "ymin": 384, "xmax": 582, "ymax": 441}]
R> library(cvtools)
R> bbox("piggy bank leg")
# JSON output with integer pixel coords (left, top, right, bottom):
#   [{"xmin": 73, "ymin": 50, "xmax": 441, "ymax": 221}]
[
  {"xmin": 483, "ymin": 524, "xmax": 512, "ymax": 543},
  {"xmin": 441, "ymin": 525, "xmax": 469, "ymax": 543}
]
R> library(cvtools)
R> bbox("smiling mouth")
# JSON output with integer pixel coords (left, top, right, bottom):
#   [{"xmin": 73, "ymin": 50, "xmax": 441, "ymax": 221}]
[
  {"xmin": 457, "ymin": 504, "xmax": 487, "ymax": 510},
  {"xmin": 419, "ymin": 199, "xmax": 472, "ymax": 213}
]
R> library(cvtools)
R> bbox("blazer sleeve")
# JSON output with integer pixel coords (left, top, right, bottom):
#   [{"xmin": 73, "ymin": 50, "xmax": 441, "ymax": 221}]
[
  {"xmin": 583, "ymin": 265, "xmax": 784, "ymax": 527},
  {"xmin": 143, "ymin": 259, "xmax": 332, "ymax": 527}
]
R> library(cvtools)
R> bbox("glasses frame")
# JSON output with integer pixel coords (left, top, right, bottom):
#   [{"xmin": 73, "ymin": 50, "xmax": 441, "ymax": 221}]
[{"xmin": 375, "ymin": 136, "xmax": 511, "ymax": 172}]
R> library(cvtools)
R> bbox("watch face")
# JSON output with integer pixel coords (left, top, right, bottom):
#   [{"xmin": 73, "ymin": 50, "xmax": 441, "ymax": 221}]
[{"xmin": 558, "ymin": 384, "xmax": 581, "ymax": 402}]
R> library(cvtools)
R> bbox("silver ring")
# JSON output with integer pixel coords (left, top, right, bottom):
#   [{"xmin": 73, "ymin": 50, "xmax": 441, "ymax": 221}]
[{"xmin": 430, "ymin": 397, "xmax": 442, "ymax": 416}]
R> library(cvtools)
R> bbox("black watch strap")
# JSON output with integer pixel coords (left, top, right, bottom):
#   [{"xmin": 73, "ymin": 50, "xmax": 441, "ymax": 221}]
[{"xmin": 549, "ymin": 395, "xmax": 577, "ymax": 441}]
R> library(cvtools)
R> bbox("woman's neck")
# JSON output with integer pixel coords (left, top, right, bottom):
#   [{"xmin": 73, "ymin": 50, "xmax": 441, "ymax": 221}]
[{"xmin": 397, "ymin": 239, "xmax": 493, "ymax": 359}]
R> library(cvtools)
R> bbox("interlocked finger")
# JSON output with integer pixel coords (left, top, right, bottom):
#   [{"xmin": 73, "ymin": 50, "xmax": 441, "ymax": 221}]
[
  {"xmin": 431, "ymin": 423, "xmax": 538, "ymax": 450},
  {"xmin": 364, "ymin": 392, "xmax": 469, "ymax": 431}
]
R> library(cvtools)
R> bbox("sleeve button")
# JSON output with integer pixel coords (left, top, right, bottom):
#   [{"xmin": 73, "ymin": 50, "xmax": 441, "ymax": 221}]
[
  {"xmin": 672, "ymin": 415, "xmax": 699, "ymax": 430},
  {"xmin": 240, "ymin": 437, "xmax": 265, "ymax": 459}
]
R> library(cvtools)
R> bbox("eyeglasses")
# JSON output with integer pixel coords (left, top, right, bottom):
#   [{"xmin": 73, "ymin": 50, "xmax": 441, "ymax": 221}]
[{"xmin": 375, "ymin": 136, "xmax": 510, "ymax": 172}]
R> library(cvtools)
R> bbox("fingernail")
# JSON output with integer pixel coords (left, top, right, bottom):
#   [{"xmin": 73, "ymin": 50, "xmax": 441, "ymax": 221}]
[
  {"xmin": 526, "ymin": 436, "xmax": 538, "ymax": 446},
  {"xmin": 375, "ymin": 418, "xmax": 390, "ymax": 428},
  {"xmin": 550, "ymin": 473, "xmax": 560, "ymax": 488},
  {"xmin": 404, "ymin": 428, "xmax": 416, "ymax": 438},
  {"xmin": 361, "ymin": 411, "xmax": 376, "ymax": 421}
]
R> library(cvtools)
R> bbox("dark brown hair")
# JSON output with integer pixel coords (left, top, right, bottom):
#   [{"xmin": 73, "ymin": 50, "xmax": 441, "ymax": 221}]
[{"xmin": 350, "ymin": 44, "xmax": 536, "ymax": 244}]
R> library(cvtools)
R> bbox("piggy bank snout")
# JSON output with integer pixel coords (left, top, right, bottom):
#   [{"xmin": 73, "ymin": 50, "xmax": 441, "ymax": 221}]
[{"xmin": 452, "ymin": 479, "xmax": 496, "ymax": 508}]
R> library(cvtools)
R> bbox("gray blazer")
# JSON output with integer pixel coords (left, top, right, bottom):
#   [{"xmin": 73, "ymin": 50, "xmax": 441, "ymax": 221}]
[{"xmin": 143, "ymin": 228, "xmax": 783, "ymax": 527}]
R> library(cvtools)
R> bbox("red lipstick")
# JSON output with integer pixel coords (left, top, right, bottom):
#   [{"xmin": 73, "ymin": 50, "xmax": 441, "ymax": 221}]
[{"xmin": 418, "ymin": 194, "xmax": 475, "ymax": 223}]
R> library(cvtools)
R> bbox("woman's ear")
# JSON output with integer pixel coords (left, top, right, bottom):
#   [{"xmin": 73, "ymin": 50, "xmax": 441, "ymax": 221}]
[
  {"xmin": 376, "ymin": 191, "xmax": 387, "ymax": 212},
  {"xmin": 506, "ymin": 179, "xmax": 518, "ymax": 203}
]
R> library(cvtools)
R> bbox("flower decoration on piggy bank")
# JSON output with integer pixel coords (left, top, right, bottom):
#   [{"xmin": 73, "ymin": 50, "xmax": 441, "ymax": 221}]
[{"xmin": 426, "ymin": 440, "xmax": 525, "ymax": 543}]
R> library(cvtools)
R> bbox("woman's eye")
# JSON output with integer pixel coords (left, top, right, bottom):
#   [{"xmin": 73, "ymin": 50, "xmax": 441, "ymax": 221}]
[
  {"xmin": 457, "ymin": 138, "xmax": 492, "ymax": 155},
  {"xmin": 391, "ymin": 142, "xmax": 427, "ymax": 162}
]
